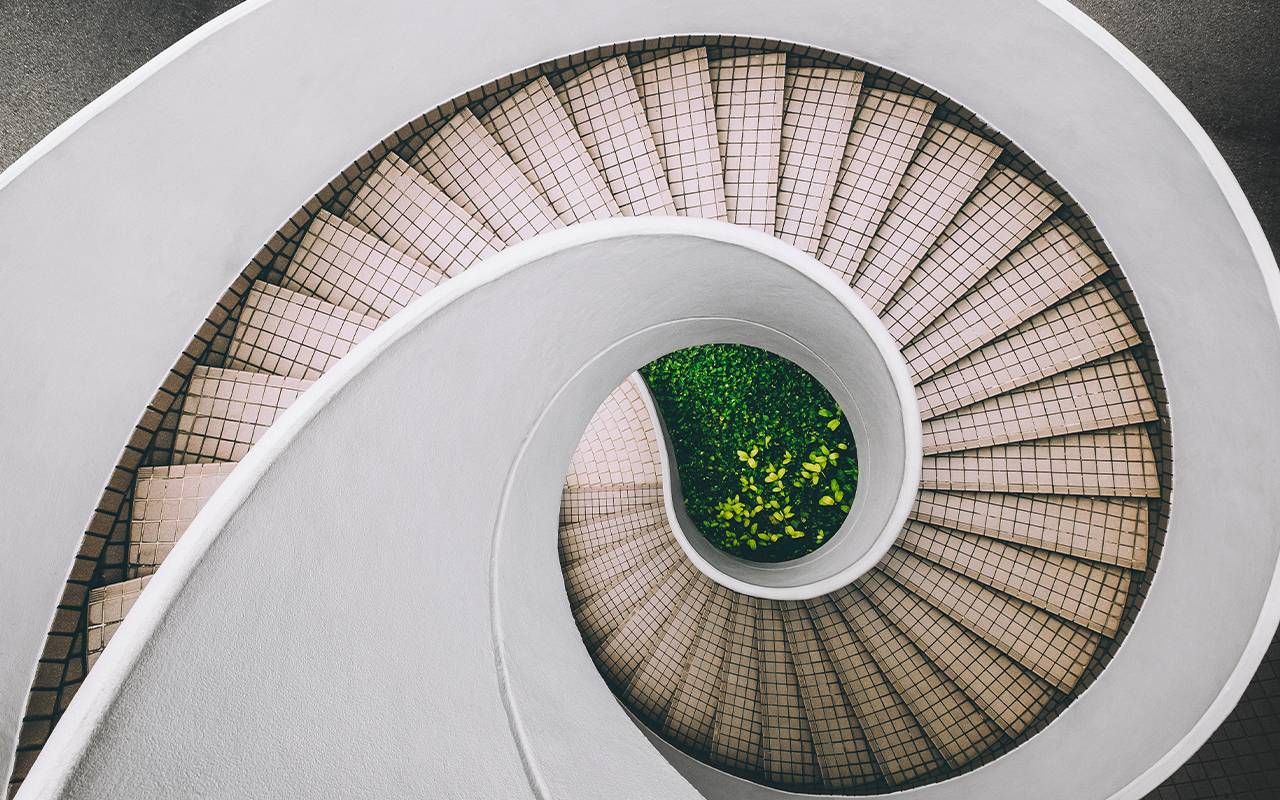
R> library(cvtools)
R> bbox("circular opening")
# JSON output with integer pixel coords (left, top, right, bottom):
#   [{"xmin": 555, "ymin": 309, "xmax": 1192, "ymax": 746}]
[{"xmin": 640, "ymin": 343, "xmax": 859, "ymax": 563}]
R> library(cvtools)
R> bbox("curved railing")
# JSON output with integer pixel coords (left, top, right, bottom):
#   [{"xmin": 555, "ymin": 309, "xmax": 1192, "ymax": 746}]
[{"xmin": 2, "ymin": 0, "xmax": 1278, "ymax": 797}]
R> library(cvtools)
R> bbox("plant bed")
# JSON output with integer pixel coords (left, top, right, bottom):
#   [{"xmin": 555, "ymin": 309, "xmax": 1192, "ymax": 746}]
[{"xmin": 640, "ymin": 344, "xmax": 859, "ymax": 563}]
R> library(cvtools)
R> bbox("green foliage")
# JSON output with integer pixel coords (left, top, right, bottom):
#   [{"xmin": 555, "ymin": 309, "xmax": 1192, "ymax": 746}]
[{"xmin": 640, "ymin": 344, "xmax": 859, "ymax": 562}]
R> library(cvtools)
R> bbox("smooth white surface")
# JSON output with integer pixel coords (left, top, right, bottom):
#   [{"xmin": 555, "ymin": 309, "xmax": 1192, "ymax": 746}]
[{"xmin": 1, "ymin": 0, "xmax": 1277, "ymax": 796}]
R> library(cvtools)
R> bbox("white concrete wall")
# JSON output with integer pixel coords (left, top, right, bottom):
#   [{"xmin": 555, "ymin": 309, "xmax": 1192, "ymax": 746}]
[{"xmin": 1, "ymin": 0, "xmax": 1278, "ymax": 796}]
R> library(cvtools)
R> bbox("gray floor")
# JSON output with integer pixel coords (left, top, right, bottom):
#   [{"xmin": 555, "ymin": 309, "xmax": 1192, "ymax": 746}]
[{"xmin": 1, "ymin": 2, "xmax": 1278, "ymax": 799}]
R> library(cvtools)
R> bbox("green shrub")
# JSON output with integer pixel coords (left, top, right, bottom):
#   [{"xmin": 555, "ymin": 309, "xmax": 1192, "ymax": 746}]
[{"xmin": 640, "ymin": 344, "xmax": 859, "ymax": 562}]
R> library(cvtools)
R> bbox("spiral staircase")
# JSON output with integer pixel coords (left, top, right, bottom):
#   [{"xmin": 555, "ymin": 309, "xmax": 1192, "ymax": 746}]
[{"xmin": 2, "ymin": 4, "xmax": 1278, "ymax": 800}]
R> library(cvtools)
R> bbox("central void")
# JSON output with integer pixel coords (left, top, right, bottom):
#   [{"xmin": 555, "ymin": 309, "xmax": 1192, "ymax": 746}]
[{"xmin": 641, "ymin": 343, "xmax": 859, "ymax": 563}]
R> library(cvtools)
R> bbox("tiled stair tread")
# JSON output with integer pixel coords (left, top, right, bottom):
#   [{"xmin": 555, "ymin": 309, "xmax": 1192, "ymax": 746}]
[
  {"xmin": 226, "ymin": 283, "xmax": 379, "ymax": 382},
  {"xmin": 282, "ymin": 210, "xmax": 448, "ymax": 320},
  {"xmin": 876, "ymin": 550, "xmax": 1102, "ymax": 692},
  {"xmin": 921, "ymin": 425, "xmax": 1161, "ymax": 497},
  {"xmin": 346, "ymin": 154, "xmax": 500, "ymax": 277},
  {"xmin": 817, "ymin": 88, "xmax": 937, "ymax": 279},
  {"xmin": 484, "ymin": 76, "xmax": 621, "ymax": 224},
  {"xmin": 632, "ymin": 47, "xmax": 727, "ymax": 220},
  {"xmin": 850, "ymin": 120, "xmax": 1001, "ymax": 312},
  {"xmin": 623, "ymin": 574, "xmax": 715, "ymax": 721},
  {"xmin": 562, "ymin": 524, "xmax": 674, "ymax": 606},
  {"xmin": 558, "ymin": 483, "xmax": 664, "ymax": 523},
  {"xmin": 920, "ymin": 352, "xmax": 1158, "ymax": 454},
  {"xmin": 895, "ymin": 523, "xmax": 1131, "ymax": 636},
  {"xmin": 172, "ymin": 366, "xmax": 312, "ymax": 465},
  {"xmin": 756, "ymin": 603, "xmax": 820, "ymax": 785},
  {"xmin": 558, "ymin": 56, "xmax": 677, "ymax": 216},
  {"xmin": 805, "ymin": 598, "xmax": 943, "ymax": 783},
  {"xmin": 911, "ymin": 490, "xmax": 1149, "ymax": 569},
  {"xmin": 595, "ymin": 561, "xmax": 699, "ymax": 683},
  {"xmin": 129, "ymin": 462, "xmax": 236, "ymax": 577},
  {"xmin": 883, "ymin": 169, "xmax": 1060, "ymax": 344},
  {"xmin": 86, "ymin": 575, "xmax": 152, "ymax": 668},
  {"xmin": 558, "ymin": 503, "xmax": 668, "ymax": 564},
  {"xmin": 904, "ymin": 220, "xmax": 1109, "ymax": 382},
  {"xmin": 779, "ymin": 602, "xmax": 879, "ymax": 789},
  {"xmin": 859, "ymin": 570, "xmax": 1054, "ymax": 734},
  {"xmin": 916, "ymin": 281, "xmax": 1142, "ymax": 419},
  {"xmin": 709, "ymin": 594, "xmax": 765, "ymax": 772},
  {"xmin": 774, "ymin": 66, "xmax": 864, "ymax": 255},
  {"xmin": 835, "ymin": 587, "xmax": 1003, "ymax": 768},
  {"xmin": 573, "ymin": 542, "xmax": 684, "ymax": 648},
  {"xmin": 410, "ymin": 108, "xmax": 560, "ymax": 244},
  {"xmin": 663, "ymin": 585, "xmax": 736, "ymax": 750},
  {"xmin": 709, "ymin": 53, "xmax": 786, "ymax": 231}
]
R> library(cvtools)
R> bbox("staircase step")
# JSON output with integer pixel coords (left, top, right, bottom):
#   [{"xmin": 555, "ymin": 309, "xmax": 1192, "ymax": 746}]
[
  {"xmin": 484, "ymin": 77, "xmax": 621, "ymax": 224},
  {"xmin": 85, "ymin": 575, "xmax": 152, "ymax": 669},
  {"xmin": 562, "ymin": 522, "xmax": 672, "ymax": 607},
  {"xmin": 573, "ymin": 538, "xmax": 683, "ymax": 649},
  {"xmin": 558, "ymin": 56, "xmax": 677, "ymax": 216},
  {"xmin": 128, "ymin": 463, "xmax": 236, "ymax": 577},
  {"xmin": 806, "ymin": 597, "xmax": 943, "ymax": 784},
  {"xmin": 595, "ymin": 561, "xmax": 699, "ymax": 685},
  {"xmin": 882, "ymin": 168, "xmax": 1060, "ymax": 342},
  {"xmin": 917, "ymin": 281, "xmax": 1142, "ymax": 418},
  {"xmin": 623, "ymin": 575, "xmax": 715, "ymax": 721},
  {"xmin": 226, "ymin": 283, "xmax": 379, "ymax": 381},
  {"xmin": 663, "ymin": 584, "xmax": 736, "ymax": 751},
  {"xmin": 850, "ymin": 120, "xmax": 1000, "ymax": 311},
  {"xmin": 859, "ymin": 570, "xmax": 1053, "ymax": 735},
  {"xmin": 904, "ymin": 220, "xmax": 1109, "ymax": 382},
  {"xmin": 911, "ymin": 490, "xmax": 1149, "ymax": 569},
  {"xmin": 779, "ymin": 602, "xmax": 878, "ymax": 790},
  {"xmin": 817, "ymin": 88, "xmax": 936, "ymax": 279},
  {"xmin": 282, "ymin": 210, "xmax": 448, "ymax": 320},
  {"xmin": 756, "ymin": 602, "xmax": 820, "ymax": 787},
  {"xmin": 633, "ymin": 48, "xmax": 727, "ymax": 220},
  {"xmin": 709, "ymin": 53, "xmax": 786, "ymax": 231},
  {"xmin": 896, "ymin": 523, "xmax": 1132, "ymax": 636},
  {"xmin": 558, "ymin": 503, "xmax": 667, "ymax": 565},
  {"xmin": 835, "ymin": 586, "xmax": 1003, "ymax": 768},
  {"xmin": 346, "ymin": 154, "xmax": 500, "ymax": 277},
  {"xmin": 410, "ymin": 108, "xmax": 560, "ymax": 244},
  {"xmin": 709, "ymin": 594, "xmax": 764, "ymax": 772},
  {"xmin": 172, "ymin": 367, "xmax": 311, "ymax": 464},
  {"xmin": 921, "ymin": 352, "xmax": 1158, "ymax": 453},
  {"xmin": 774, "ymin": 66, "xmax": 864, "ymax": 255},
  {"xmin": 921, "ymin": 425, "xmax": 1160, "ymax": 497},
  {"xmin": 558, "ymin": 483, "xmax": 664, "ymax": 524},
  {"xmin": 877, "ymin": 550, "xmax": 1101, "ymax": 692}
]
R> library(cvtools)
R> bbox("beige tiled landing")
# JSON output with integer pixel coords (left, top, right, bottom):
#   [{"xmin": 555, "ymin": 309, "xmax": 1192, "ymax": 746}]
[
  {"xmin": 410, "ymin": 108, "xmax": 560, "ymax": 244},
  {"xmin": 485, "ymin": 76, "xmax": 621, "ymax": 224},
  {"xmin": 558, "ymin": 56, "xmax": 677, "ymax": 216},
  {"xmin": 709, "ymin": 53, "xmax": 785, "ymax": 231},
  {"xmin": 633, "ymin": 48, "xmax": 727, "ymax": 220}
]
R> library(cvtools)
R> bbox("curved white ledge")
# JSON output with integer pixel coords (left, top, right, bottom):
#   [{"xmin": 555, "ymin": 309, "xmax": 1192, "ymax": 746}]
[{"xmin": 1, "ymin": 0, "xmax": 1278, "ymax": 797}]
